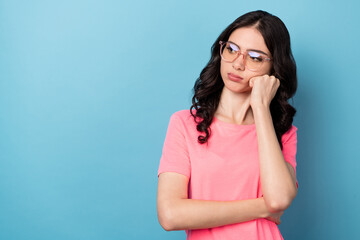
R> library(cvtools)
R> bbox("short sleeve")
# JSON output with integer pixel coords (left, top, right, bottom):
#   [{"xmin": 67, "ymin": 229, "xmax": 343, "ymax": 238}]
[
  {"xmin": 157, "ymin": 113, "xmax": 191, "ymax": 178},
  {"xmin": 281, "ymin": 125, "xmax": 299, "ymax": 189}
]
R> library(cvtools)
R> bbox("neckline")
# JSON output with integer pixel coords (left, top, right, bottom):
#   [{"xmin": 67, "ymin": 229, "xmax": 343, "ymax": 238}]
[{"xmin": 213, "ymin": 115, "xmax": 256, "ymax": 129}]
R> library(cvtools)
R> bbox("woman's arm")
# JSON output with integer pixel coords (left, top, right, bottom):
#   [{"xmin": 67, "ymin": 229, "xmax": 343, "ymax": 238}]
[
  {"xmin": 252, "ymin": 105, "xmax": 297, "ymax": 212},
  {"xmin": 157, "ymin": 172, "xmax": 269, "ymax": 231},
  {"xmin": 249, "ymin": 75, "xmax": 298, "ymax": 212}
]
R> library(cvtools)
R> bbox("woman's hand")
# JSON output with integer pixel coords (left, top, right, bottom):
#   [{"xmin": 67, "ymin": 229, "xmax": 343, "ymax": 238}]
[
  {"xmin": 265, "ymin": 210, "xmax": 284, "ymax": 225},
  {"xmin": 248, "ymin": 75, "xmax": 280, "ymax": 109},
  {"xmin": 259, "ymin": 197, "xmax": 284, "ymax": 225}
]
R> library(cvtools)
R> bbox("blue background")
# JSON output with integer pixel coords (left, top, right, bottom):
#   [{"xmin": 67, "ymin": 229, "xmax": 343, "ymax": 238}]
[{"xmin": 1, "ymin": 0, "xmax": 359, "ymax": 239}]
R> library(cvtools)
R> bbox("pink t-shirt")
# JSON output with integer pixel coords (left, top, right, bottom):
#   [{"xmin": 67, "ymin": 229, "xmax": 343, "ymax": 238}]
[{"xmin": 157, "ymin": 109, "xmax": 298, "ymax": 240}]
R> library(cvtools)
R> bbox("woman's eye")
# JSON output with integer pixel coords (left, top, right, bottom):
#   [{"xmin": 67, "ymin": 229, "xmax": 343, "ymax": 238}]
[
  {"xmin": 226, "ymin": 46, "xmax": 237, "ymax": 54},
  {"xmin": 248, "ymin": 52, "xmax": 264, "ymax": 62},
  {"xmin": 226, "ymin": 47, "xmax": 233, "ymax": 53},
  {"xmin": 251, "ymin": 57, "xmax": 263, "ymax": 62},
  {"xmin": 226, "ymin": 43, "xmax": 239, "ymax": 54}
]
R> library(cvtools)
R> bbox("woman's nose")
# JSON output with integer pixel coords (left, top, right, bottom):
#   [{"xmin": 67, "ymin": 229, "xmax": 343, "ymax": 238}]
[{"xmin": 232, "ymin": 53, "xmax": 245, "ymax": 70}]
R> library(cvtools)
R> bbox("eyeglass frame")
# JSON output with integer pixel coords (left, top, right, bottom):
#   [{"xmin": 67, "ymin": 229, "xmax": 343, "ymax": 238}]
[{"xmin": 219, "ymin": 40, "xmax": 273, "ymax": 71}]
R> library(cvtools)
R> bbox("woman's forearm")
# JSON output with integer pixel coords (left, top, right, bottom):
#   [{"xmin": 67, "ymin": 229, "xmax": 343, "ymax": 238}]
[
  {"xmin": 252, "ymin": 105, "xmax": 297, "ymax": 211},
  {"xmin": 167, "ymin": 197, "xmax": 268, "ymax": 231}
]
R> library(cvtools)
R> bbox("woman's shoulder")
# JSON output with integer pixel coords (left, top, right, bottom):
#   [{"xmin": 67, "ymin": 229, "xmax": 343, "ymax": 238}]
[
  {"xmin": 171, "ymin": 109, "xmax": 196, "ymax": 120},
  {"xmin": 281, "ymin": 124, "xmax": 298, "ymax": 143},
  {"xmin": 169, "ymin": 109, "xmax": 197, "ymax": 126}
]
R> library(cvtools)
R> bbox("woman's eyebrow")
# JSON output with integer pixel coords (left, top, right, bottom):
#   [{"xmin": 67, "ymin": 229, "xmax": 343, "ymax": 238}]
[{"xmin": 247, "ymin": 49, "xmax": 270, "ymax": 56}]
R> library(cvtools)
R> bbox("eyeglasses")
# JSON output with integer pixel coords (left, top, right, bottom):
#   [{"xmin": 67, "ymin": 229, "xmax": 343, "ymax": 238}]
[{"xmin": 219, "ymin": 41, "xmax": 272, "ymax": 71}]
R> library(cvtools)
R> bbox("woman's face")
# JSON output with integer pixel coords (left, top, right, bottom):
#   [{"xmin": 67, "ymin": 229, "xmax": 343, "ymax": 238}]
[{"xmin": 220, "ymin": 27, "xmax": 273, "ymax": 93}]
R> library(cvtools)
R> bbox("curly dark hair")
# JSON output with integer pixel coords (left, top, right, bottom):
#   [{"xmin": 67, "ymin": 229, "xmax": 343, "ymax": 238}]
[{"xmin": 190, "ymin": 10, "xmax": 297, "ymax": 150}]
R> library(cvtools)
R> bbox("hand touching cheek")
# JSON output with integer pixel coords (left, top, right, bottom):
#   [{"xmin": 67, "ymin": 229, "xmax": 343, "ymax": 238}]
[{"xmin": 248, "ymin": 75, "xmax": 280, "ymax": 108}]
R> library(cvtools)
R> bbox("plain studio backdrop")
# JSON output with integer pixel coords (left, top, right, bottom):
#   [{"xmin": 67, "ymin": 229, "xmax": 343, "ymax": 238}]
[{"xmin": 0, "ymin": 0, "xmax": 359, "ymax": 239}]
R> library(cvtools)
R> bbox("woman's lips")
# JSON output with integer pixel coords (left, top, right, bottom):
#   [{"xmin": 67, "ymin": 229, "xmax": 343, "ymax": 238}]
[{"xmin": 228, "ymin": 73, "xmax": 243, "ymax": 81}]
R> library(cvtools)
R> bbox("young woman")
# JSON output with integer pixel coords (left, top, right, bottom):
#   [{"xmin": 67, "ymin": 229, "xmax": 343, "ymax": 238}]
[{"xmin": 157, "ymin": 10, "xmax": 298, "ymax": 240}]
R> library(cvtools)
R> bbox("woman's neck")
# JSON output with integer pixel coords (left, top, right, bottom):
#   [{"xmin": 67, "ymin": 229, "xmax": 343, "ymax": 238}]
[{"xmin": 214, "ymin": 87, "xmax": 254, "ymax": 125}]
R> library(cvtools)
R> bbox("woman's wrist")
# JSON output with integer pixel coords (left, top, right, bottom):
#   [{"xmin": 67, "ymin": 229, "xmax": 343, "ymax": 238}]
[{"xmin": 257, "ymin": 197, "xmax": 270, "ymax": 218}]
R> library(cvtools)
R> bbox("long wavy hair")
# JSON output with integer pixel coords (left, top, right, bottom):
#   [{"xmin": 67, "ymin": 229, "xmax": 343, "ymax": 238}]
[{"xmin": 190, "ymin": 10, "xmax": 297, "ymax": 150}]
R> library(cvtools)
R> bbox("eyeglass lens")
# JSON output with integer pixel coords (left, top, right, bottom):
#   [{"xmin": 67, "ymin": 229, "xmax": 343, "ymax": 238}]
[{"xmin": 221, "ymin": 42, "xmax": 266, "ymax": 70}]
